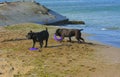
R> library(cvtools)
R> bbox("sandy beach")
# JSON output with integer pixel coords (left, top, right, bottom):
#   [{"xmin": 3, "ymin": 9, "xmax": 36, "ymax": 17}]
[{"xmin": 0, "ymin": 23, "xmax": 120, "ymax": 77}]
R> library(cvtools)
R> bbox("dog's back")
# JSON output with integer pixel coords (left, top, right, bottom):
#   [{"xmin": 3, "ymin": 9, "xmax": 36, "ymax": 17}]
[
  {"xmin": 36, "ymin": 28, "xmax": 49, "ymax": 41},
  {"xmin": 61, "ymin": 28, "xmax": 83, "ymax": 37}
]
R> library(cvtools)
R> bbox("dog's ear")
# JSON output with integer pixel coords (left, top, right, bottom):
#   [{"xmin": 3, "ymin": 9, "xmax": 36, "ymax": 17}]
[
  {"xmin": 58, "ymin": 29, "xmax": 62, "ymax": 33},
  {"xmin": 30, "ymin": 30, "xmax": 33, "ymax": 33},
  {"xmin": 56, "ymin": 29, "xmax": 60, "ymax": 33},
  {"xmin": 45, "ymin": 27, "xmax": 48, "ymax": 31},
  {"xmin": 57, "ymin": 29, "xmax": 60, "ymax": 32}
]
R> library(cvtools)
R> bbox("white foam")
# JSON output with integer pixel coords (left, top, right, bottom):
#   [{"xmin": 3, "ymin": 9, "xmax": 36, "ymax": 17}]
[{"xmin": 101, "ymin": 28, "xmax": 107, "ymax": 31}]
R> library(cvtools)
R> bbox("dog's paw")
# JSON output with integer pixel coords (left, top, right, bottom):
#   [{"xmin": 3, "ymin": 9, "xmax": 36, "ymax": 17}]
[{"xmin": 38, "ymin": 49, "xmax": 42, "ymax": 52}]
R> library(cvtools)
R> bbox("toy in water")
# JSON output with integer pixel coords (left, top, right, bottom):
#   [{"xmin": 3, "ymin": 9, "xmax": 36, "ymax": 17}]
[
  {"xmin": 54, "ymin": 34, "xmax": 63, "ymax": 41},
  {"xmin": 29, "ymin": 48, "xmax": 38, "ymax": 51}
]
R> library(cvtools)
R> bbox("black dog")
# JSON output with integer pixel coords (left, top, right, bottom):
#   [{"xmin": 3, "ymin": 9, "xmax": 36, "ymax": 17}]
[
  {"xmin": 26, "ymin": 28, "xmax": 49, "ymax": 48},
  {"xmin": 55, "ymin": 28, "xmax": 85, "ymax": 43}
]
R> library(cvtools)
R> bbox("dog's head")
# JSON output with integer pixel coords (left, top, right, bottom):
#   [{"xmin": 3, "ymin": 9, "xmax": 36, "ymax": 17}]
[
  {"xmin": 55, "ymin": 29, "xmax": 62, "ymax": 36},
  {"xmin": 26, "ymin": 30, "xmax": 34, "ymax": 39}
]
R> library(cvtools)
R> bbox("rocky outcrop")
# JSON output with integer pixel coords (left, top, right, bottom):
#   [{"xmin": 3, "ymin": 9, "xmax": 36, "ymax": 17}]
[
  {"xmin": 67, "ymin": 20, "xmax": 85, "ymax": 25},
  {"xmin": 0, "ymin": 1, "xmax": 85, "ymax": 26},
  {"xmin": 46, "ymin": 20, "xmax": 85, "ymax": 25},
  {"xmin": 0, "ymin": 1, "xmax": 68, "ymax": 26}
]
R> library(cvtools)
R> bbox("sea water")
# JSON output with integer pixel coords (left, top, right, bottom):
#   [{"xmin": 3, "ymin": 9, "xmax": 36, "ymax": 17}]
[
  {"xmin": 1, "ymin": 0, "xmax": 120, "ymax": 48},
  {"xmin": 37, "ymin": 0, "xmax": 120, "ymax": 48}
]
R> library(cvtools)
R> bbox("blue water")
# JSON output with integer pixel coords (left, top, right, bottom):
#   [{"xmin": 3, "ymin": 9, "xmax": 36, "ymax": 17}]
[
  {"xmin": 38, "ymin": 0, "xmax": 120, "ymax": 48},
  {"xmin": 1, "ymin": 0, "xmax": 120, "ymax": 48}
]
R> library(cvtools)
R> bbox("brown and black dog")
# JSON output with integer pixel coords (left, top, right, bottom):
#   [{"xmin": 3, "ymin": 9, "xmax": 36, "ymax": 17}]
[{"xmin": 55, "ymin": 28, "xmax": 85, "ymax": 43}]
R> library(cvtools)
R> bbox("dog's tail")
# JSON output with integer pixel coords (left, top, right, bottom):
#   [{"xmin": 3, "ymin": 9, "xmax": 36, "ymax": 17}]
[
  {"xmin": 80, "ymin": 29, "xmax": 83, "ymax": 31},
  {"xmin": 46, "ymin": 27, "xmax": 48, "ymax": 31}
]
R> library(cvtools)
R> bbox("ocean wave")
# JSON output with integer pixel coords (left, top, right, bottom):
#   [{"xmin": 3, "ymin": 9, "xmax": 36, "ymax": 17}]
[
  {"xmin": 101, "ymin": 27, "xmax": 120, "ymax": 31},
  {"xmin": 107, "ymin": 27, "xmax": 120, "ymax": 30},
  {"xmin": 101, "ymin": 28, "xmax": 107, "ymax": 31}
]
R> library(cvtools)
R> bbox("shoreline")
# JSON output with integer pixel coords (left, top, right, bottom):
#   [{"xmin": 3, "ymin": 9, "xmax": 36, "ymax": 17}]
[
  {"xmin": 87, "ymin": 35, "xmax": 120, "ymax": 48},
  {"xmin": 88, "ymin": 31, "xmax": 120, "ymax": 48}
]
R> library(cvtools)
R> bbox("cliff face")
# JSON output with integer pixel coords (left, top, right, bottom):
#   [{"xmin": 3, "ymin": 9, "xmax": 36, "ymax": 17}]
[{"xmin": 0, "ymin": 2, "xmax": 68, "ymax": 26}]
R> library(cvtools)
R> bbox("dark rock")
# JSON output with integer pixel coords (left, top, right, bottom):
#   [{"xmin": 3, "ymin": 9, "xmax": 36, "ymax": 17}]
[
  {"xmin": 45, "ymin": 19, "xmax": 69, "ymax": 25},
  {"xmin": 67, "ymin": 20, "xmax": 85, "ymax": 25},
  {"xmin": 46, "ymin": 19, "xmax": 85, "ymax": 25}
]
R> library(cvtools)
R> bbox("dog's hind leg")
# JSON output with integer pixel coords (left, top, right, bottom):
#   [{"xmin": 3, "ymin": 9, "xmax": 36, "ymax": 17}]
[
  {"xmin": 69, "ymin": 37, "xmax": 72, "ymax": 42},
  {"xmin": 76, "ymin": 38, "xmax": 80, "ymax": 43},
  {"xmin": 76, "ymin": 35, "xmax": 85, "ymax": 43},
  {"xmin": 80, "ymin": 37, "xmax": 85, "ymax": 43},
  {"xmin": 45, "ymin": 39, "xmax": 48, "ymax": 47},
  {"xmin": 76, "ymin": 36, "xmax": 80, "ymax": 43},
  {"xmin": 39, "ymin": 41, "xmax": 43, "ymax": 48}
]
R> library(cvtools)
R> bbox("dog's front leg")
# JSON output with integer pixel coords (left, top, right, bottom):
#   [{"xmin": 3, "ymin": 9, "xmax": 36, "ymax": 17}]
[
  {"xmin": 32, "ymin": 40, "xmax": 36, "ymax": 48},
  {"xmin": 69, "ymin": 37, "xmax": 72, "ymax": 42},
  {"xmin": 60, "ymin": 35, "xmax": 64, "ymax": 42}
]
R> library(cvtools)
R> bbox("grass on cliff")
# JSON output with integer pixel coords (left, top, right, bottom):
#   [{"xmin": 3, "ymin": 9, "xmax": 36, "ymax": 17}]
[{"xmin": 0, "ymin": 23, "xmax": 95, "ymax": 77}]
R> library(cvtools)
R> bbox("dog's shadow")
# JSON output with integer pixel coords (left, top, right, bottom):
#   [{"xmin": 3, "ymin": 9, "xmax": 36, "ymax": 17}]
[
  {"xmin": 47, "ymin": 41, "xmax": 97, "ymax": 48},
  {"xmin": 47, "ymin": 43, "xmax": 72, "ymax": 48},
  {"xmin": 80, "ymin": 42, "xmax": 95, "ymax": 45},
  {"xmin": 66, "ymin": 40, "xmax": 95, "ymax": 45},
  {"xmin": 47, "ymin": 44, "xmax": 63, "ymax": 48}
]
